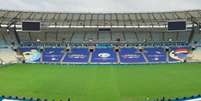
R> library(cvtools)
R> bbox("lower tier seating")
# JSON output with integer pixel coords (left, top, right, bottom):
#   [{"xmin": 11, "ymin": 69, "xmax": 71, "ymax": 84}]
[
  {"xmin": 91, "ymin": 48, "xmax": 117, "ymax": 63},
  {"xmin": 119, "ymin": 48, "xmax": 146, "ymax": 63},
  {"xmin": 43, "ymin": 48, "xmax": 65, "ymax": 62},
  {"xmin": 168, "ymin": 47, "xmax": 192, "ymax": 62},
  {"xmin": 63, "ymin": 48, "xmax": 89, "ymax": 63},
  {"xmin": 143, "ymin": 48, "xmax": 167, "ymax": 63},
  {"xmin": 16, "ymin": 46, "xmax": 201, "ymax": 64},
  {"xmin": 0, "ymin": 48, "xmax": 17, "ymax": 64}
]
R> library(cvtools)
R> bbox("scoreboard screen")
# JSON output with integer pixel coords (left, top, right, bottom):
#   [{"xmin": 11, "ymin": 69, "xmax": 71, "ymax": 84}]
[
  {"xmin": 168, "ymin": 21, "xmax": 186, "ymax": 31},
  {"xmin": 22, "ymin": 21, "xmax": 40, "ymax": 31},
  {"xmin": 98, "ymin": 28, "xmax": 111, "ymax": 31}
]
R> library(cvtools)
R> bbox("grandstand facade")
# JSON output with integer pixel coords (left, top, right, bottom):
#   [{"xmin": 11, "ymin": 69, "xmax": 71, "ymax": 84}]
[{"xmin": 0, "ymin": 9, "xmax": 201, "ymax": 64}]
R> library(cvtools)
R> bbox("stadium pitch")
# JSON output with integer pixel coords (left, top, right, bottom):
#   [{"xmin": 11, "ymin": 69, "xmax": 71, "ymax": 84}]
[{"xmin": 0, "ymin": 63, "xmax": 201, "ymax": 101}]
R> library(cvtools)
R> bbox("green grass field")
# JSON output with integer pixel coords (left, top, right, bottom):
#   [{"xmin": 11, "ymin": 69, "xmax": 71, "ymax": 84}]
[{"xmin": 0, "ymin": 63, "xmax": 201, "ymax": 101}]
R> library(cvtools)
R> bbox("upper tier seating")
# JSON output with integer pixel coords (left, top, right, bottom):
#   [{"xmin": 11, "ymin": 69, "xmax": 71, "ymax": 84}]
[
  {"xmin": 124, "ymin": 33, "xmax": 138, "ymax": 42},
  {"xmin": 192, "ymin": 32, "xmax": 201, "ymax": 42},
  {"xmin": 0, "ymin": 33, "xmax": 6, "ymax": 47},
  {"xmin": 71, "ymin": 33, "xmax": 85, "ymax": 43},
  {"xmin": 85, "ymin": 33, "xmax": 97, "ymax": 41},
  {"xmin": 98, "ymin": 32, "xmax": 111, "ymax": 42},
  {"xmin": 111, "ymin": 32, "xmax": 125, "ymax": 41}
]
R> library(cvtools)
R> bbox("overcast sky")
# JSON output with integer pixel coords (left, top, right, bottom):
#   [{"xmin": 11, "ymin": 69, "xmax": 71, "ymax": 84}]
[{"xmin": 0, "ymin": 0, "xmax": 200, "ymax": 13}]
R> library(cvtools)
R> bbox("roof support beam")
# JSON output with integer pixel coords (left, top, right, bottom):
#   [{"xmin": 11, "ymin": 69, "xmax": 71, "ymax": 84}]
[
  {"xmin": 174, "ymin": 12, "xmax": 182, "ymax": 19},
  {"xmin": 162, "ymin": 13, "xmax": 169, "ymax": 20},
  {"xmin": 6, "ymin": 12, "xmax": 23, "ymax": 29},
  {"xmin": 115, "ymin": 13, "xmax": 119, "ymax": 26},
  {"xmin": 68, "ymin": 14, "xmax": 73, "ymax": 27},
  {"xmin": 103, "ymin": 14, "xmax": 106, "ymax": 26},
  {"xmin": 76, "ymin": 14, "xmax": 81, "ymax": 26},
  {"xmin": 41, "ymin": 13, "xmax": 49, "ymax": 22},
  {"xmin": 147, "ymin": 14, "xmax": 154, "ymax": 27},
  {"xmin": 127, "ymin": 14, "xmax": 133, "ymax": 26},
  {"xmin": 12, "ymin": 12, "xmax": 22, "ymax": 20},
  {"xmin": 62, "ymin": 14, "xmax": 69, "ymax": 26},
  {"xmin": 51, "ymin": 13, "xmax": 58, "ymax": 26},
  {"xmin": 139, "ymin": 13, "xmax": 146, "ymax": 26},
  {"xmin": 185, "ymin": 12, "xmax": 199, "ymax": 25},
  {"xmin": 83, "ymin": 14, "xmax": 87, "ymax": 27},
  {"xmin": 89, "ymin": 14, "xmax": 93, "ymax": 26},
  {"xmin": 134, "ymin": 14, "xmax": 140, "ymax": 27},
  {"xmin": 110, "ymin": 14, "xmax": 112, "ymax": 26},
  {"xmin": 151, "ymin": 13, "xmax": 160, "ymax": 26},
  {"xmin": 159, "ymin": 13, "xmax": 168, "ymax": 28},
  {"xmin": 96, "ymin": 14, "xmax": 99, "ymax": 27},
  {"xmin": 25, "ymin": 12, "xmax": 35, "ymax": 21},
  {"xmin": 199, "ymin": 11, "xmax": 201, "ymax": 18},
  {"xmin": 122, "ymin": 14, "xmax": 126, "ymax": 26},
  {"xmin": 0, "ymin": 11, "xmax": 10, "ymax": 24}
]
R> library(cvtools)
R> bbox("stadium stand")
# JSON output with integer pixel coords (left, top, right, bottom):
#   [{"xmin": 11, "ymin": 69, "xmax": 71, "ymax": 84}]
[
  {"xmin": 85, "ymin": 32, "xmax": 97, "ymax": 41},
  {"xmin": 124, "ymin": 32, "xmax": 138, "ymax": 42},
  {"xmin": 119, "ymin": 48, "xmax": 146, "ymax": 63},
  {"xmin": 0, "ymin": 9, "xmax": 201, "ymax": 101},
  {"xmin": 0, "ymin": 33, "xmax": 7, "ymax": 47},
  {"xmin": 143, "ymin": 47, "xmax": 167, "ymax": 63},
  {"xmin": 178, "ymin": 32, "xmax": 191, "ymax": 42},
  {"xmin": 171, "ymin": 95, "xmax": 201, "ymax": 101},
  {"xmin": 18, "ymin": 48, "xmax": 41, "ymax": 63},
  {"xmin": 151, "ymin": 33, "xmax": 163, "ymax": 42},
  {"xmin": 0, "ymin": 48, "xmax": 17, "ymax": 64},
  {"xmin": 63, "ymin": 48, "xmax": 89, "ymax": 63},
  {"xmin": 98, "ymin": 32, "xmax": 111, "ymax": 42},
  {"xmin": 189, "ymin": 47, "xmax": 201, "ymax": 62},
  {"xmin": 57, "ymin": 32, "xmax": 73, "ymax": 42},
  {"xmin": 0, "ymin": 34, "xmax": 4, "ymax": 45},
  {"xmin": 111, "ymin": 32, "xmax": 125, "ymax": 41},
  {"xmin": 42, "ymin": 48, "xmax": 65, "ymax": 63},
  {"xmin": 168, "ymin": 47, "xmax": 192, "ymax": 62},
  {"xmin": 71, "ymin": 32, "xmax": 85, "ymax": 43},
  {"xmin": 91, "ymin": 48, "xmax": 117, "ymax": 63},
  {"xmin": 16, "ymin": 46, "xmax": 201, "ymax": 64}
]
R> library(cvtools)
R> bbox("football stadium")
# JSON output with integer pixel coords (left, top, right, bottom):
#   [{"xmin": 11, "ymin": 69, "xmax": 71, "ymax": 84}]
[{"xmin": 0, "ymin": 4, "xmax": 201, "ymax": 101}]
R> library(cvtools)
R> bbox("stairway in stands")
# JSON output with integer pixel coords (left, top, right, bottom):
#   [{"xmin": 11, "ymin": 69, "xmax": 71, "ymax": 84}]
[
  {"xmin": 166, "ymin": 52, "xmax": 170, "ymax": 63},
  {"xmin": 40, "ymin": 52, "xmax": 43, "ymax": 63},
  {"xmin": 88, "ymin": 52, "xmax": 93, "ymax": 63},
  {"xmin": 61, "ymin": 52, "xmax": 67, "ymax": 63},
  {"xmin": 141, "ymin": 52, "xmax": 149, "ymax": 63},
  {"xmin": 116, "ymin": 51, "xmax": 120, "ymax": 64}
]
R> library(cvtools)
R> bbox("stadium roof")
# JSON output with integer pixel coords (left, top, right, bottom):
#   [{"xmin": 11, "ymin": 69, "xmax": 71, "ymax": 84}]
[
  {"xmin": 1, "ymin": 0, "xmax": 201, "ymax": 13},
  {"xmin": 0, "ymin": 9, "xmax": 201, "ymax": 28}
]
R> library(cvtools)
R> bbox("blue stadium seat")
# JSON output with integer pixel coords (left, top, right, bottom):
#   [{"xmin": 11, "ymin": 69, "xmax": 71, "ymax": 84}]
[
  {"xmin": 63, "ymin": 48, "xmax": 89, "ymax": 63},
  {"xmin": 43, "ymin": 48, "xmax": 65, "ymax": 62},
  {"xmin": 143, "ymin": 48, "xmax": 167, "ymax": 63},
  {"xmin": 91, "ymin": 48, "xmax": 117, "ymax": 63},
  {"xmin": 119, "ymin": 48, "xmax": 145, "ymax": 63}
]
